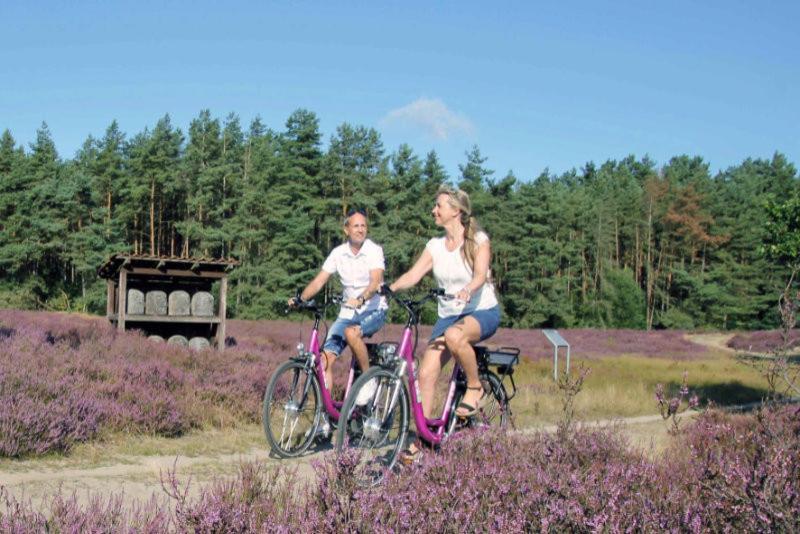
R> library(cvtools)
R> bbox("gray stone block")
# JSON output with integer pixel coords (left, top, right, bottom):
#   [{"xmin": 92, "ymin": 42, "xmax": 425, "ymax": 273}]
[
  {"xmin": 188, "ymin": 337, "xmax": 211, "ymax": 351},
  {"xmin": 127, "ymin": 289, "xmax": 144, "ymax": 315},
  {"xmin": 167, "ymin": 335, "xmax": 189, "ymax": 346},
  {"xmin": 191, "ymin": 291, "xmax": 215, "ymax": 316},
  {"xmin": 147, "ymin": 335, "xmax": 165, "ymax": 343},
  {"xmin": 145, "ymin": 290, "xmax": 168, "ymax": 315},
  {"xmin": 168, "ymin": 290, "xmax": 191, "ymax": 316}
]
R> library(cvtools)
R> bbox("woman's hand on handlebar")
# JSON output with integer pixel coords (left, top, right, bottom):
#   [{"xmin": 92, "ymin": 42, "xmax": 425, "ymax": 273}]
[{"xmin": 455, "ymin": 287, "xmax": 472, "ymax": 303}]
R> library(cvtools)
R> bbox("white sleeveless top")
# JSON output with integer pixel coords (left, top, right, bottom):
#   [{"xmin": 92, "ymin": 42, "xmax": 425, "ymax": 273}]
[{"xmin": 425, "ymin": 231, "xmax": 499, "ymax": 318}]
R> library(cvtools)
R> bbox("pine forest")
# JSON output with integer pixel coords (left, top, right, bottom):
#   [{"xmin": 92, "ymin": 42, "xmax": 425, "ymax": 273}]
[{"xmin": 0, "ymin": 109, "xmax": 797, "ymax": 330}]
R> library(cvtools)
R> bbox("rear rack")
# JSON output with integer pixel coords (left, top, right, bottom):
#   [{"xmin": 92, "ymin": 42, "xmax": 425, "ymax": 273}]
[{"xmin": 476, "ymin": 346, "xmax": 520, "ymax": 400}]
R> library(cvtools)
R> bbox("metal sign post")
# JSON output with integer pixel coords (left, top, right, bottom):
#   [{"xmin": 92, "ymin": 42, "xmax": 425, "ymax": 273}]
[{"xmin": 542, "ymin": 329, "xmax": 570, "ymax": 380}]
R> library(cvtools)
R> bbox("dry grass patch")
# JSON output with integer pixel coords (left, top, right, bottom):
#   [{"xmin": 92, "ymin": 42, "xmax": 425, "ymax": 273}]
[{"xmin": 509, "ymin": 351, "xmax": 770, "ymax": 427}]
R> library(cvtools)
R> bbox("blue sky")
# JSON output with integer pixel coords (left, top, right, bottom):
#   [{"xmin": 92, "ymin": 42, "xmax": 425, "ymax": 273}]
[{"xmin": 1, "ymin": 1, "xmax": 798, "ymax": 180}]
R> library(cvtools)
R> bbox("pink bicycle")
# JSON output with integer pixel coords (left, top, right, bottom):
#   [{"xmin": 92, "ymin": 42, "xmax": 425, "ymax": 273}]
[
  {"xmin": 262, "ymin": 295, "xmax": 393, "ymax": 458},
  {"xmin": 335, "ymin": 286, "xmax": 519, "ymax": 483}
]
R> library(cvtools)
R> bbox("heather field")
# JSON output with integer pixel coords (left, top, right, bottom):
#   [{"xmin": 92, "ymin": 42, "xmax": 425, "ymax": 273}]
[
  {"xmin": 2, "ymin": 310, "xmax": 797, "ymax": 530},
  {"xmin": 727, "ymin": 329, "xmax": 800, "ymax": 353},
  {"xmin": 0, "ymin": 310, "xmax": 775, "ymax": 458},
  {"xmin": 2, "ymin": 408, "xmax": 799, "ymax": 531}
]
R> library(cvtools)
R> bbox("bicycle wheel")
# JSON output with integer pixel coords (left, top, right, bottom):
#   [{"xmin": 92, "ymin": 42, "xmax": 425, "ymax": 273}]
[
  {"xmin": 336, "ymin": 367, "xmax": 409, "ymax": 486},
  {"xmin": 263, "ymin": 360, "xmax": 322, "ymax": 458},
  {"xmin": 446, "ymin": 371, "xmax": 509, "ymax": 435}
]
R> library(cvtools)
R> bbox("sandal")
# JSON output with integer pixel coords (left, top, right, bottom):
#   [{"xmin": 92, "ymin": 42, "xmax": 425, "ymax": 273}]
[
  {"xmin": 456, "ymin": 385, "xmax": 490, "ymax": 418},
  {"xmin": 399, "ymin": 441, "xmax": 423, "ymax": 466}
]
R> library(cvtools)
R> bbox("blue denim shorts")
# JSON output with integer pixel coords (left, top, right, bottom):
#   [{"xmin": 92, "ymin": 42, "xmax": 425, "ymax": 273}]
[
  {"xmin": 429, "ymin": 306, "xmax": 501, "ymax": 343},
  {"xmin": 322, "ymin": 308, "xmax": 387, "ymax": 357}
]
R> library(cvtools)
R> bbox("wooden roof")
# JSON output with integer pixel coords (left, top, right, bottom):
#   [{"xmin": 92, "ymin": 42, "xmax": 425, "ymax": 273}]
[{"xmin": 97, "ymin": 253, "xmax": 239, "ymax": 279}]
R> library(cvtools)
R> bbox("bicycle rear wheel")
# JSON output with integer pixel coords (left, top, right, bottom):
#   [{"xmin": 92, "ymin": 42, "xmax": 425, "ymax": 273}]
[
  {"xmin": 336, "ymin": 367, "xmax": 409, "ymax": 486},
  {"xmin": 446, "ymin": 371, "xmax": 509, "ymax": 435},
  {"xmin": 263, "ymin": 360, "xmax": 321, "ymax": 458}
]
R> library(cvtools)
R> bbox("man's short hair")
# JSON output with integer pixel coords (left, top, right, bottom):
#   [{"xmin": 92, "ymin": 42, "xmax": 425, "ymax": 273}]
[{"xmin": 344, "ymin": 207, "xmax": 367, "ymax": 226}]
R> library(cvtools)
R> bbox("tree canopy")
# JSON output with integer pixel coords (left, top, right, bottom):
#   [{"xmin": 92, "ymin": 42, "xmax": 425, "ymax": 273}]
[{"xmin": 0, "ymin": 111, "xmax": 796, "ymax": 330}]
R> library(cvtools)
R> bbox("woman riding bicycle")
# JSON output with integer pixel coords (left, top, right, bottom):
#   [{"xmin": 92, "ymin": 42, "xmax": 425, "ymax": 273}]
[
  {"xmin": 388, "ymin": 186, "xmax": 500, "ymax": 460},
  {"xmin": 289, "ymin": 209, "xmax": 387, "ymax": 405}
]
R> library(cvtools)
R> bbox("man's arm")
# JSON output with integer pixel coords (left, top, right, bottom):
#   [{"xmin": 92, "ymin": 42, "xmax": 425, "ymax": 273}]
[{"xmin": 297, "ymin": 270, "xmax": 331, "ymax": 302}]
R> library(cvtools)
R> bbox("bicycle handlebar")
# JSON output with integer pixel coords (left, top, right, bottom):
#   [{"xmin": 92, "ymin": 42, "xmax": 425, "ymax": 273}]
[
  {"xmin": 379, "ymin": 284, "xmax": 457, "ymax": 319},
  {"xmin": 285, "ymin": 292, "xmax": 343, "ymax": 315}
]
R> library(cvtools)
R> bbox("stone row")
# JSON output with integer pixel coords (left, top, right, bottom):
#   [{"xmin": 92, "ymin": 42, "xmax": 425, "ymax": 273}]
[
  {"xmin": 126, "ymin": 290, "xmax": 214, "ymax": 316},
  {"xmin": 147, "ymin": 335, "xmax": 212, "ymax": 351}
]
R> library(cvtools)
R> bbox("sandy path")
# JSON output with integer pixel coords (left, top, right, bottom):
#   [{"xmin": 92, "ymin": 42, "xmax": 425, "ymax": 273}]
[
  {"xmin": 1, "ymin": 443, "xmax": 324, "ymax": 512},
  {"xmin": 684, "ymin": 332, "xmax": 737, "ymax": 354},
  {"xmin": 1, "ymin": 413, "xmax": 682, "ymax": 514}
]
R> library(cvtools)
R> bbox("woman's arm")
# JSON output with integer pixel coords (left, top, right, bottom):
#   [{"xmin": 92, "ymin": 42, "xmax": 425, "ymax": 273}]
[
  {"xmin": 389, "ymin": 249, "xmax": 433, "ymax": 292},
  {"xmin": 458, "ymin": 239, "xmax": 491, "ymax": 301}
]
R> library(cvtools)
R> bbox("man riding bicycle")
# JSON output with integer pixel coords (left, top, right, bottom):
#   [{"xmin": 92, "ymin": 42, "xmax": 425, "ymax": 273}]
[{"xmin": 289, "ymin": 208, "xmax": 387, "ymax": 406}]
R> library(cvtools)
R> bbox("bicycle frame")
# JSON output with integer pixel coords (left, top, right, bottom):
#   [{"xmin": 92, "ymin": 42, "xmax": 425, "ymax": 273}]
[
  {"xmin": 379, "ymin": 288, "xmax": 463, "ymax": 446},
  {"xmin": 297, "ymin": 304, "xmax": 358, "ymax": 422},
  {"xmin": 395, "ymin": 325, "xmax": 460, "ymax": 445}
]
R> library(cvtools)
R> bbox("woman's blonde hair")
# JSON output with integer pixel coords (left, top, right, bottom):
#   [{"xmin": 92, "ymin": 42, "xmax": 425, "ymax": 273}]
[{"xmin": 437, "ymin": 185, "xmax": 482, "ymax": 271}]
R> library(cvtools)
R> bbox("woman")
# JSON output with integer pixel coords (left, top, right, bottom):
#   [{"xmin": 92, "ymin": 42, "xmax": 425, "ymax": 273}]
[{"xmin": 388, "ymin": 186, "xmax": 500, "ymax": 459}]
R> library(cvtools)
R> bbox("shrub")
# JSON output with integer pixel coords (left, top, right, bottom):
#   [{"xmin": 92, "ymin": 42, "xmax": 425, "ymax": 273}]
[{"xmin": 2, "ymin": 406, "xmax": 799, "ymax": 530}]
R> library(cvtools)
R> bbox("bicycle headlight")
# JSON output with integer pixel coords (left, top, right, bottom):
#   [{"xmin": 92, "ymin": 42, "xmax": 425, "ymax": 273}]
[
  {"xmin": 296, "ymin": 342, "xmax": 305, "ymax": 355},
  {"xmin": 377, "ymin": 342, "xmax": 398, "ymax": 363}
]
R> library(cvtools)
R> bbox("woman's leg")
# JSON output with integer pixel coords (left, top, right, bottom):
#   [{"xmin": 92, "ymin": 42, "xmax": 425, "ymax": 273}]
[
  {"xmin": 443, "ymin": 316, "xmax": 483, "ymax": 415},
  {"xmin": 417, "ymin": 340, "xmax": 451, "ymax": 418}
]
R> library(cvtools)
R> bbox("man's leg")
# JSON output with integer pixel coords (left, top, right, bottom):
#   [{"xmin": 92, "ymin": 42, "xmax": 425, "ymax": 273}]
[
  {"xmin": 320, "ymin": 317, "xmax": 349, "ymax": 393},
  {"xmin": 321, "ymin": 350, "xmax": 337, "ymax": 392},
  {"xmin": 344, "ymin": 325, "xmax": 369, "ymax": 372}
]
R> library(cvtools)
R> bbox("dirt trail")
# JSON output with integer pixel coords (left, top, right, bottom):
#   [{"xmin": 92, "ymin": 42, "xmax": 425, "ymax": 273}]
[
  {"xmin": 1, "ymin": 444, "xmax": 323, "ymax": 512},
  {"xmin": 684, "ymin": 332, "xmax": 737, "ymax": 354},
  {"xmin": 1, "ymin": 413, "xmax": 683, "ymax": 514}
]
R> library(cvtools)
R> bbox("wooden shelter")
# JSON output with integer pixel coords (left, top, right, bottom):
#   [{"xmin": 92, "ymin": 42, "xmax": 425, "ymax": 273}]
[{"xmin": 97, "ymin": 254, "xmax": 239, "ymax": 351}]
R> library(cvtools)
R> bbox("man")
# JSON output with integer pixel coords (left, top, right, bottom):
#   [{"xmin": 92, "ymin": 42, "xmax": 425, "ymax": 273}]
[{"xmin": 290, "ymin": 208, "xmax": 387, "ymax": 406}]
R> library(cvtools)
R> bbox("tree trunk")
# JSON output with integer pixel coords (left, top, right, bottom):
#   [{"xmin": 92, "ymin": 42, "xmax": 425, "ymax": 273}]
[
  {"xmin": 645, "ymin": 196, "xmax": 655, "ymax": 330},
  {"xmin": 149, "ymin": 179, "xmax": 156, "ymax": 255}
]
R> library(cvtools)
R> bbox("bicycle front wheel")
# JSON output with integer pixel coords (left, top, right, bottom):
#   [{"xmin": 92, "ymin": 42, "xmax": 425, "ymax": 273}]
[
  {"xmin": 263, "ymin": 360, "xmax": 321, "ymax": 458},
  {"xmin": 336, "ymin": 367, "xmax": 409, "ymax": 485}
]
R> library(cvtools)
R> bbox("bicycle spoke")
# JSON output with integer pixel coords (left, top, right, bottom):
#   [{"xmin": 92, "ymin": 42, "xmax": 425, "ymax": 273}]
[
  {"xmin": 263, "ymin": 361, "xmax": 321, "ymax": 457},
  {"xmin": 337, "ymin": 369, "xmax": 408, "ymax": 486}
]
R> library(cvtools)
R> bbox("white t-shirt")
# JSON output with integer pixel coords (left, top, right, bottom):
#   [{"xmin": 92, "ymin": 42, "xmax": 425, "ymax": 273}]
[
  {"xmin": 322, "ymin": 238, "xmax": 388, "ymax": 317},
  {"xmin": 425, "ymin": 231, "xmax": 499, "ymax": 318}
]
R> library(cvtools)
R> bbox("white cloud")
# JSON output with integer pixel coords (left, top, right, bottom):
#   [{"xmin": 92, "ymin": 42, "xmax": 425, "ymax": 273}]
[{"xmin": 380, "ymin": 97, "xmax": 476, "ymax": 141}]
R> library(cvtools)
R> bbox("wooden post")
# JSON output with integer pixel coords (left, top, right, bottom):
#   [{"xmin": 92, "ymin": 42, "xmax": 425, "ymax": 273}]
[
  {"xmin": 217, "ymin": 276, "xmax": 228, "ymax": 351},
  {"xmin": 118, "ymin": 269, "xmax": 127, "ymax": 332},
  {"xmin": 106, "ymin": 280, "xmax": 115, "ymax": 318}
]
